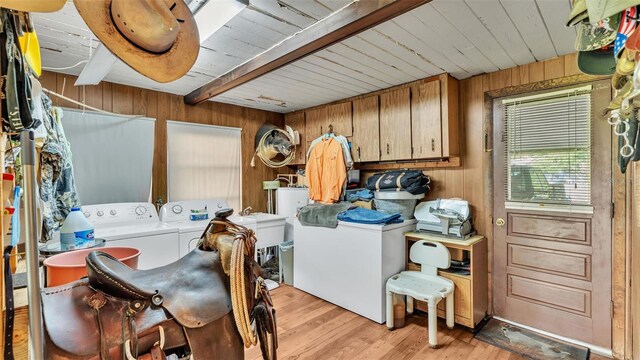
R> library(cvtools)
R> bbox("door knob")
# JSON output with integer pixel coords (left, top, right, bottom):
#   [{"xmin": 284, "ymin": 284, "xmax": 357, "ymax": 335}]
[{"xmin": 496, "ymin": 218, "xmax": 506, "ymax": 227}]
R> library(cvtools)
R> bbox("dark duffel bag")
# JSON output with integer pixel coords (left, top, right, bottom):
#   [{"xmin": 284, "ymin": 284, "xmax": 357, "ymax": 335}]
[{"xmin": 366, "ymin": 170, "xmax": 430, "ymax": 195}]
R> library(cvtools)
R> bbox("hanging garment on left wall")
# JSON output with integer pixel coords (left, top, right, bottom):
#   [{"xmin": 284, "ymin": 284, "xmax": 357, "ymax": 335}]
[
  {"xmin": 39, "ymin": 95, "xmax": 80, "ymax": 242},
  {"xmin": 0, "ymin": 9, "xmax": 40, "ymax": 133}
]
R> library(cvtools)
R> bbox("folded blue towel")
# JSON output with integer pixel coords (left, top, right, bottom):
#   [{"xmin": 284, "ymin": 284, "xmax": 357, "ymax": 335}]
[
  {"xmin": 347, "ymin": 189, "xmax": 374, "ymax": 202},
  {"xmin": 337, "ymin": 207, "xmax": 403, "ymax": 225}
]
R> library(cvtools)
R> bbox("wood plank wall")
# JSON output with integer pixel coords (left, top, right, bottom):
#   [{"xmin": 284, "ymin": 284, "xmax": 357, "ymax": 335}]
[{"xmin": 38, "ymin": 71, "xmax": 285, "ymax": 213}]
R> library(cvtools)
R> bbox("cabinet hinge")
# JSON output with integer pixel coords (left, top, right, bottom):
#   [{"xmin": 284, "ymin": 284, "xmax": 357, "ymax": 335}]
[
  {"xmin": 411, "ymin": 147, "xmax": 414, "ymax": 155},
  {"xmin": 611, "ymin": 202, "xmax": 615, "ymax": 219}
]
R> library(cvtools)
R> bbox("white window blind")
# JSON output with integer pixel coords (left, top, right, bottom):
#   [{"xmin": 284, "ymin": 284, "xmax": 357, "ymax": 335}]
[
  {"xmin": 167, "ymin": 121, "xmax": 242, "ymax": 212},
  {"xmin": 63, "ymin": 109, "xmax": 155, "ymax": 205},
  {"xmin": 503, "ymin": 85, "xmax": 592, "ymax": 208}
]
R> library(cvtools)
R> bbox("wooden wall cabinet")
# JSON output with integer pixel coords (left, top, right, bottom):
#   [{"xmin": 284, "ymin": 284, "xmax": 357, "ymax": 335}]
[
  {"xmin": 327, "ymin": 102, "xmax": 352, "ymax": 137},
  {"xmin": 352, "ymin": 95, "xmax": 380, "ymax": 162},
  {"xmin": 411, "ymin": 74, "xmax": 460, "ymax": 159},
  {"xmin": 380, "ymin": 87, "xmax": 412, "ymax": 161},
  {"xmin": 286, "ymin": 73, "xmax": 459, "ymax": 166},
  {"xmin": 305, "ymin": 106, "xmax": 328, "ymax": 140},
  {"xmin": 305, "ymin": 102, "xmax": 352, "ymax": 140},
  {"xmin": 284, "ymin": 111, "xmax": 306, "ymax": 165},
  {"xmin": 411, "ymin": 79, "xmax": 442, "ymax": 158}
]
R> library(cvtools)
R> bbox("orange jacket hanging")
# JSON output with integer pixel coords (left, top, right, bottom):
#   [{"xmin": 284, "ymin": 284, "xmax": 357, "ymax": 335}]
[{"xmin": 306, "ymin": 138, "xmax": 346, "ymax": 204}]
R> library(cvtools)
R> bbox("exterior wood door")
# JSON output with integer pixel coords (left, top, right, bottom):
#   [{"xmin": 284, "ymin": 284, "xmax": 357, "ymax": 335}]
[
  {"xmin": 380, "ymin": 87, "xmax": 411, "ymax": 161},
  {"xmin": 352, "ymin": 95, "xmax": 380, "ymax": 162},
  {"xmin": 492, "ymin": 81, "xmax": 612, "ymax": 348},
  {"xmin": 411, "ymin": 79, "xmax": 442, "ymax": 159}
]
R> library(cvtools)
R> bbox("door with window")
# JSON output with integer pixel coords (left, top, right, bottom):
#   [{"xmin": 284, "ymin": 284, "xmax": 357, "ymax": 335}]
[{"xmin": 493, "ymin": 81, "xmax": 612, "ymax": 348}]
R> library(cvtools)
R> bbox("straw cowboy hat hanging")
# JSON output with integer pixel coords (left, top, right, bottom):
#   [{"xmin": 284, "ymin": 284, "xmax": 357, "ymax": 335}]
[
  {"xmin": 74, "ymin": 0, "xmax": 200, "ymax": 83},
  {"xmin": 0, "ymin": 0, "xmax": 65, "ymax": 13}
]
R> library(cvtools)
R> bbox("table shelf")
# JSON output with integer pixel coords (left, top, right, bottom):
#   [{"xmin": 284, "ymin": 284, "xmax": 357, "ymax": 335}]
[{"xmin": 405, "ymin": 232, "xmax": 488, "ymax": 329}]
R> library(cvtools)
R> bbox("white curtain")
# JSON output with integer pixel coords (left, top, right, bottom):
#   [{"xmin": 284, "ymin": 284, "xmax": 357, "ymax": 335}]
[
  {"xmin": 62, "ymin": 109, "xmax": 155, "ymax": 205},
  {"xmin": 166, "ymin": 121, "xmax": 242, "ymax": 212}
]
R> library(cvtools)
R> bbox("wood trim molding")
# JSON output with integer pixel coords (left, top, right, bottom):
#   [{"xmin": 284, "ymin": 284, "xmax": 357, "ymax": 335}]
[
  {"xmin": 484, "ymin": 73, "xmax": 607, "ymax": 99},
  {"xmin": 184, "ymin": 0, "xmax": 432, "ymax": 105},
  {"xmin": 356, "ymin": 157, "xmax": 461, "ymax": 171}
]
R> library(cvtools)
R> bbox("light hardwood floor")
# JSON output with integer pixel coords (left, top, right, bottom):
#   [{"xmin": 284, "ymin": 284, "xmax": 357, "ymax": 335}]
[{"xmin": 245, "ymin": 286, "xmax": 609, "ymax": 360}]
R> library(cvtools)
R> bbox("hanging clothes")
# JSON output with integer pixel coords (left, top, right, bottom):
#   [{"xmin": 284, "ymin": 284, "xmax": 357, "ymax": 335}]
[
  {"xmin": 307, "ymin": 133, "xmax": 353, "ymax": 170},
  {"xmin": 0, "ymin": 9, "xmax": 39, "ymax": 133},
  {"xmin": 39, "ymin": 94, "xmax": 80, "ymax": 242},
  {"xmin": 306, "ymin": 137, "xmax": 347, "ymax": 204}
]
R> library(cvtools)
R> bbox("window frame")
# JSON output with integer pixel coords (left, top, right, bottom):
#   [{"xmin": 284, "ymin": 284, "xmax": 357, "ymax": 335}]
[
  {"xmin": 501, "ymin": 85, "xmax": 594, "ymax": 214},
  {"xmin": 166, "ymin": 121, "xmax": 243, "ymax": 211}
]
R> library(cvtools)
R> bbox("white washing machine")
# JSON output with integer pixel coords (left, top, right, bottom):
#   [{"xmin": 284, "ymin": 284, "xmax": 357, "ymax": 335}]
[
  {"xmin": 159, "ymin": 199, "xmax": 257, "ymax": 258},
  {"xmin": 81, "ymin": 202, "xmax": 180, "ymax": 270}
]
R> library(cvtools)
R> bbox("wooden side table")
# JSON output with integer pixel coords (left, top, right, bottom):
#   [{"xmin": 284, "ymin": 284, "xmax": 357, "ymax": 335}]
[{"xmin": 404, "ymin": 232, "xmax": 488, "ymax": 329}]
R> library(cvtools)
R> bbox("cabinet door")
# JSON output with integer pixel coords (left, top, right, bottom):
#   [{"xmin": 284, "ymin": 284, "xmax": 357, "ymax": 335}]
[
  {"xmin": 380, "ymin": 87, "xmax": 411, "ymax": 161},
  {"xmin": 305, "ymin": 107, "xmax": 328, "ymax": 140},
  {"xmin": 352, "ymin": 96, "xmax": 380, "ymax": 162},
  {"xmin": 326, "ymin": 102, "xmax": 352, "ymax": 137},
  {"xmin": 284, "ymin": 111, "xmax": 306, "ymax": 165},
  {"xmin": 411, "ymin": 79, "xmax": 442, "ymax": 158}
]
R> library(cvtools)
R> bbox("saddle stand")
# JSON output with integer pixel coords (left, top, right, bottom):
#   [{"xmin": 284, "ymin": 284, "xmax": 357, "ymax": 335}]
[{"xmin": 41, "ymin": 209, "xmax": 278, "ymax": 360}]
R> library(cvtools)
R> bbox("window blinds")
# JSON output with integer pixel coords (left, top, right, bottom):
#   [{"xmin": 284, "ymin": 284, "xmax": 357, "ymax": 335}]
[
  {"xmin": 63, "ymin": 109, "xmax": 155, "ymax": 205},
  {"xmin": 166, "ymin": 121, "xmax": 242, "ymax": 212},
  {"xmin": 502, "ymin": 85, "xmax": 592, "ymax": 206}
]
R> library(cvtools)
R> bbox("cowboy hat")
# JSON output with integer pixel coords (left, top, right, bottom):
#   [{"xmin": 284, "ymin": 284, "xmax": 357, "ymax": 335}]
[
  {"xmin": 74, "ymin": 0, "xmax": 199, "ymax": 83},
  {"xmin": 614, "ymin": 6, "xmax": 639, "ymax": 57},
  {"xmin": 567, "ymin": 0, "xmax": 589, "ymax": 26},
  {"xmin": 585, "ymin": 0, "xmax": 640, "ymax": 23},
  {"xmin": 616, "ymin": 48, "xmax": 638, "ymax": 74},
  {"xmin": 0, "ymin": 0, "xmax": 65, "ymax": 13},
  {"xmin": 612, "ymin": 72, "xmax": 629, "ymax": 90},
  {"xmin": 575, "ymin": 14, "xmax": 620, "ymax": 51}
]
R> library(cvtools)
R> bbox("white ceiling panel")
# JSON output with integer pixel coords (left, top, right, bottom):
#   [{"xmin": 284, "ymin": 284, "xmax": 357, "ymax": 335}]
[
  {"xmin": 465, "ymin": 0, "xmax": 537, "ymax": 65},
  {"xmin": 278, "ymin": 0, "xmax": 333, "ymax": 20},
  {"xmin": 431, "ymin": 1, "xmax": 517, "ymax": 70},
  {"xmin": 500, "ymin": 0, "xmax": 558, "ymax": 60},
  {"xmin": 34, "ymin": 0, "xmax": 578, "ymax": 113},
  {"xmin": 537, "ymin": 0, "xmax": 577, "ymax": 57}
]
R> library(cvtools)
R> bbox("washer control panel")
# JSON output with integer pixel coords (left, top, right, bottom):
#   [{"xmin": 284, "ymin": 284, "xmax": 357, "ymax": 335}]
[
  {"xmin": 159, "ymin": 199, "xmax": 229, "ymax": 222},
  {"xmin": 82, "ymin": 203, "xmax": 159, "ymax": 226}
]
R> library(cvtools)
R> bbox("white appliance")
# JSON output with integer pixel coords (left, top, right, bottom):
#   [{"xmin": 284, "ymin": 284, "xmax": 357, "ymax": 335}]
[
  {"xmin": 276, "ymin": 187, "xmax": 309, "ymax": 241},
  {"xmin": 245, "ymin": 213, "xmax": 287, "ymax": 249},
  {"xmin": 159, "ymin": 199, "xmax": 257, "ymax": 258},
  {"xmin": 293, "ymin": 219, "xmax": 417, "ymax": 323},
  {"xmin": 81, "ymin": 202, "xmax": 179, "ymax": 269}
]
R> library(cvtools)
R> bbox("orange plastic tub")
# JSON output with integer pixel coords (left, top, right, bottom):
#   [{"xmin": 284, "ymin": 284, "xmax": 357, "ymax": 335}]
[{"xmin": 44, "ymin": 247, "xmax": 140, "ymax": 287}]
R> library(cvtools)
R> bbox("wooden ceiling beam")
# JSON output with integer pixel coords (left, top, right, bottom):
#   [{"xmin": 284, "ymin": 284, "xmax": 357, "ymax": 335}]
[{"xmin": 184, "ymin": 0, "xmax": 431, "ymax": 105}]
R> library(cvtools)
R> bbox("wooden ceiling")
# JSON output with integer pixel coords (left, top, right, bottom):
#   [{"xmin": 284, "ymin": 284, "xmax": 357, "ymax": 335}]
[{"xmin": 33, "ymin": 0, "xmax": 575, "ymax": 113}]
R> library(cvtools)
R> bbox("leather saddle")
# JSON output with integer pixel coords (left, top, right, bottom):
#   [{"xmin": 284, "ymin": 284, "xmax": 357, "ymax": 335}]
[{"xmin": 41, "ymin": 210, "xmax": 277, "ymax": 360}]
